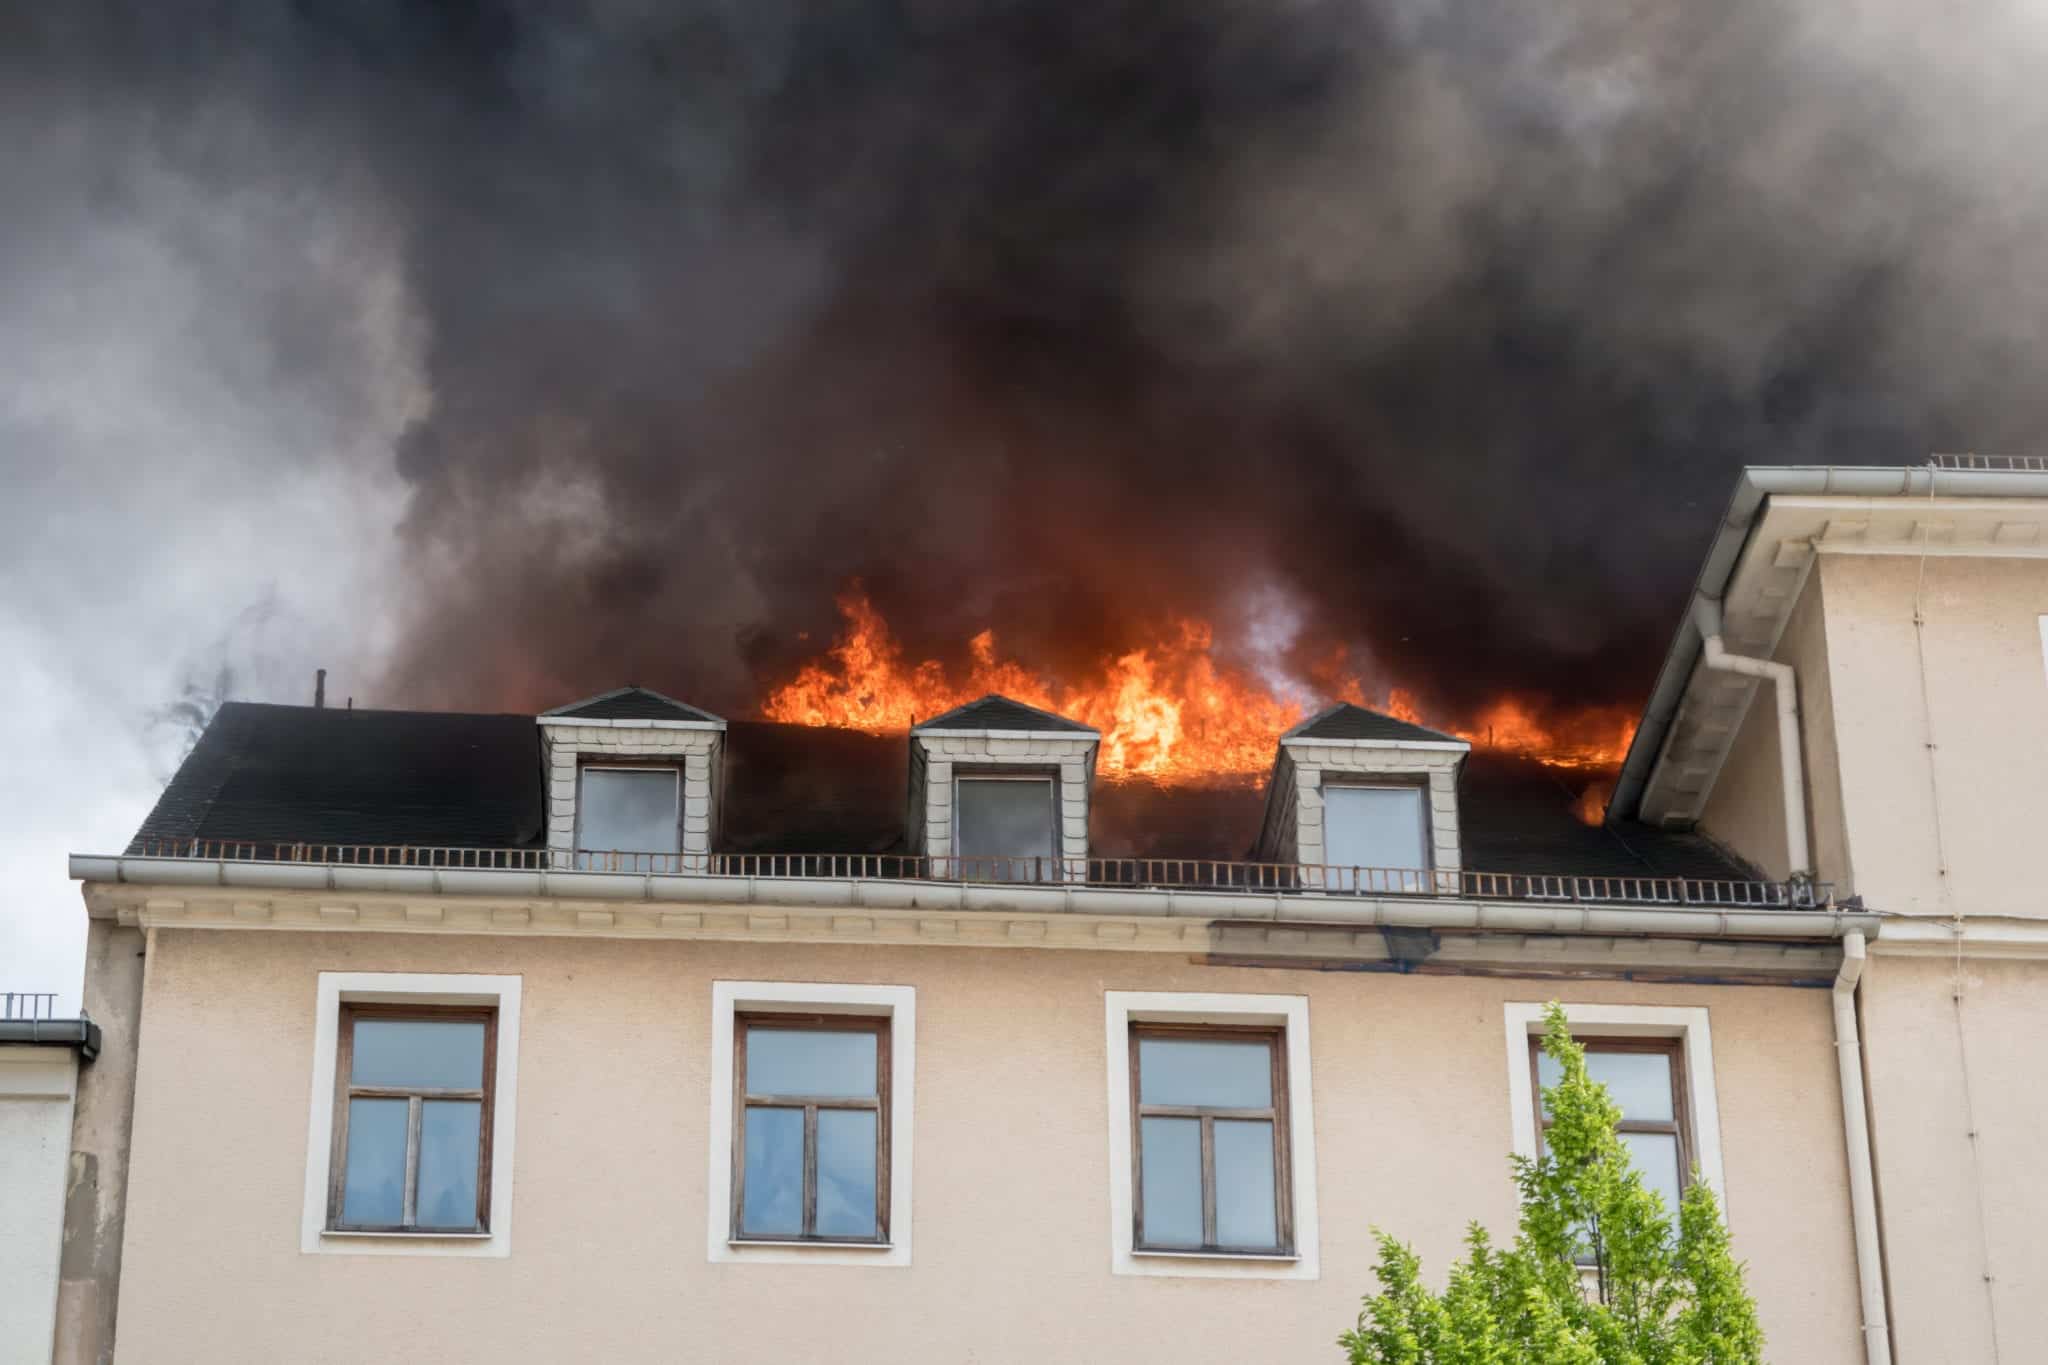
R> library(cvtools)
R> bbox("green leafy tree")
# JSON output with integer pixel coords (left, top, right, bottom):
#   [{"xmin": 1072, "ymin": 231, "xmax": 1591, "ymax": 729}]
[{"xmin": 1339, "ymin": 1004, "xmax": 1763, "ymax": 1364}]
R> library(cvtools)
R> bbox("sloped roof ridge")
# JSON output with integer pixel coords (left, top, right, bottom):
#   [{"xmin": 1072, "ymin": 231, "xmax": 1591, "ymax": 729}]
[
  {"xmin": 542, "ymin": 684, "xmax": 724, "ymax": 724},
  {"xmin": 1283, "ymin": 701, "xmax": 1466, "ymax": 745},
  {"xmin": 912, "ymin": 692, "xmax": 1096, "ymax": 734}
]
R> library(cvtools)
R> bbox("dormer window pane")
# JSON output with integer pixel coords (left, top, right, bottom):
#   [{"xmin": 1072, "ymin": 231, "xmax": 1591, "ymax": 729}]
[
  {"xmin": 578, "ymin": 767, "xmax": 680, "ymax": 855},
  {"xmin": 1323, "ymin": 785, "xmax": 1428, "ymax": 877},
  {"xmin": 955, "ymin": 776, "xmax": 1056, "ymax": 875}
]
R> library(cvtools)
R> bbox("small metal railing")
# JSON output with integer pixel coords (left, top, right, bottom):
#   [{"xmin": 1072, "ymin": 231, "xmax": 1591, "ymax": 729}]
[
  {"xmin": 1928, "ymin": 453, "xmax": 2048, "ymax": 472},
  {"xmin": 128, "ymin": 839, "xmax": 1831, "ymax": 909},
  {"xmin": 2, "ymin": 992, "xmax": 58, "ymax": 1021}
]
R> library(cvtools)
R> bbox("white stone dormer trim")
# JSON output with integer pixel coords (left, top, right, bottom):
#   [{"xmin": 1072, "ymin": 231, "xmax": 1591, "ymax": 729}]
[
  {"xmin": 539, "ymin": 716, "xmax": 726, "ymax": 867},
  {"xmin": 906, "ymin": 698, "xmax": 1099, "ymax": 875},
  {"xmin": 1254, "ymin": 706, "xmax": 1470, "ymax": 880}
]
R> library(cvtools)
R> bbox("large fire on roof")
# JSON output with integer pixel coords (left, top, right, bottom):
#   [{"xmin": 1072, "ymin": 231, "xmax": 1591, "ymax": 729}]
[{"xmin": 763, "ymin": 587, "xmax": 1635, "ymax": 785}]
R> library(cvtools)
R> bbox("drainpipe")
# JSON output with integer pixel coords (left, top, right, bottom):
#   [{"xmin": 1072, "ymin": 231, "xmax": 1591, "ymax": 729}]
[
  {"xmin": 1691, "ymin": 596, "xmax": 1812, "ymax": 883},
  {"xmin": 1833, "ymin": 931, "xmax": 1892, "ymax": 1365}
]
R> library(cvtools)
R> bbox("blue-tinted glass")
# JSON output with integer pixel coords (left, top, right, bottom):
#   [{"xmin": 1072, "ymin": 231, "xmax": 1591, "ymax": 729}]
[
  {"xmin": 416, "ymin": 1100, "xmax": 482, "ymax": 1230},
  {"xmin": 578, "ymin": 768, "xmax": 679, "ymax": 854},
  {"xmin": 340, "ymin": 1097, "xmax": 407, "ymax": 1226},
  {"xmin": 746, "ymin": 1028, "xmax": 877, "ymax": 1099},
  {"xmin": 351, "ymin": 1019, "xmax": 485, "ymax": 1090},
  {"xmin": 1138, "ymin": 1037, "xmax": 1272, "ymax": 1108},
  {"xmin": 1324, "ymin": 786, "xmax": 1427, "ymax": 871},
  {"xmin": 1621, "ymin": 1131, "xmax": 1684, "ymax": 1215},
  {"xmin": 1538, "ymin": 1048, "xmax": 1674, "ymax": 1121},
  {"xmin": 740, "ymin": 1107, "xmax": 803, "ymax": 1236},
  {"xmin": 1139, "ymin": 1116, "xmax": 1202, "ymax": 1246},
  {"xmin": 1215, "ymin": 1119, "xmax": 1278, "ymax": 1248},
  {"xmin": 815, "ymin": 1109, "xmax": 879, "ymax": 1239}
]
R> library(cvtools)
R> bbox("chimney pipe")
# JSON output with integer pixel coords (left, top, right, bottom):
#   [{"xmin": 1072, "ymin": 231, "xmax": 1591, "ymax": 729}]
[{"xmin": 314, "ymin": 669, "xmax": 326, "ymax": 709}]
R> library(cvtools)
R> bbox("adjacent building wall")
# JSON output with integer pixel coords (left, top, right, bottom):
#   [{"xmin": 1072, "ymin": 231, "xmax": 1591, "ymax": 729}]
[
  {"xmin": 107, "ymin": 928, "xmax": 1862, "ymax": 1364},
  {"xmin": 0, "ymin": 1043, "xmax": 78, "ymax": 1362},
  {"xmin": 1816, "ymin": 552, "xmax": 2048, "ymax": 918}
]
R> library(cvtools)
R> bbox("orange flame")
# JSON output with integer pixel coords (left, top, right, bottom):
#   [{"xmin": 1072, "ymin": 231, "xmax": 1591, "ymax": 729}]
[{"xmin": 763, "ymin": 588, "xmax": 1635, "ymax": 782}]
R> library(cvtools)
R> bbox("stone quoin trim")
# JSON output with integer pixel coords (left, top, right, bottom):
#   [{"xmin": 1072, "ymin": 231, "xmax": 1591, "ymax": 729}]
[
  {"xmin": 705, "ymin": 980, "xmax": 917, "ymax": 1268},
  {"xmin": 1103, "ymin": 990, "xmax": 1320, "ymax": 1280},
  {"xmin": 299, "ymin": 972, "xmax": 523, "ymax": 1258}
]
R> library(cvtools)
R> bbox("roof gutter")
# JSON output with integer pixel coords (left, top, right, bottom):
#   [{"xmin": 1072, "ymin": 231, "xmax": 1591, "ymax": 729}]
[
  {"xmin": 1612, "ymin": 464, "xmax": 2048, "ymax": 822},
  {"xmin": 0, "ymin": 1018, "xmax": 101, "ymax": 1062},
  {"xmin": 71, "ymin": 854, "xmax": 1879, "ymax": 944}
]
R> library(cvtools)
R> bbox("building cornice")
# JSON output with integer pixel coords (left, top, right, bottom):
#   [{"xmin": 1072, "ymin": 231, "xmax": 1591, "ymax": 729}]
[
  {"xmin": 1865, "ymin": 915, "xmax": 2048, "ymax": 961},
  {"xmin": 74, "ymin": 859, "xmax": 1877, "ymax": 985}
]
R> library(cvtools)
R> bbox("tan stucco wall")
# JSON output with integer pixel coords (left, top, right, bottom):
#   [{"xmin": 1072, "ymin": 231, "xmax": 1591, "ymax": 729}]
[
  {"xmin": 1699, "ymin": 569, "xmax": 1853, "ymax": 891},
  {"xmin": 1862, "ymin": 954, "xmax": 2048, "ymax": 1363},
  {"xmin": 1816, "ymin": 553, "xmax": 2048, "ymax": 918},
  {"xmin": 111, "ymin": 929, "xmax": 1863, "ymax": 1363}
]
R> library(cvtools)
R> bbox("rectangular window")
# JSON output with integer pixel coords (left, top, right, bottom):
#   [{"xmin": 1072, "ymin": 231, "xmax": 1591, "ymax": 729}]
[
  {"xmin": 1128, "ymin": 1024, "xmax": 1291, "ymax": 1255},
  {"xmin": 1530, "ymin": 1036, "xmax": 1691, "ymax": 1215},
  {"xmin": 576, "ymin": 766, "xmax": 680, "ymax": 869},
  {"xmin": 328, "ymin": 1005, "xmax": 497, "ymax": 1234},
  {"xmin": 1323, "ymin": 784, "xmax": 1429, "ymax": 890},
  {"xmin": 953, "ymin": 774, "xmax": 1058, "ymax": 881},
  {"xmin": 733, "ymin": 1015, "xmax": 890, "ymax": 1244}
]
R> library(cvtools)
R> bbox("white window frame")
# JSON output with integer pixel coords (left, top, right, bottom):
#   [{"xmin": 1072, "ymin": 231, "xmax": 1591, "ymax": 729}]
[
  {"xmin": 300, "ymin": 972, "xmax": 522, "ymax": 1257},
  {"xmin": 1322, "ymin": 780, "xmax": 1433, "ymax": 872},
  {"xmin": 952, "ymin": 772, "xmax": 1059, "ymax": 859},
  {"xmin": 1502, "ymin": 1002, "xmax": 1727, "ymax": 1210},
  {"xmin": 707, "ymin": 980, "xmax": 916, "ymax": 1267},
  {"xmin": 574, "ymin": 764, "xmax": 681, "ymax": 855},
  {"xmin": 1103, "ymin": 990, "xmax": 1319, "ymax": 1280}
]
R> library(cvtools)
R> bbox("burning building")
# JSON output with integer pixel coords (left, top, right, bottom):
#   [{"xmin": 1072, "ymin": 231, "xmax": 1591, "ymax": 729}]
[{"xmin": 53, "ymin": 461, "xmax": 2048, "ymax": 1362}]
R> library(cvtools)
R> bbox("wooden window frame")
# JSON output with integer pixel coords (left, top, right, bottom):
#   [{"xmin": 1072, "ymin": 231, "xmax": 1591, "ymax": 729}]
[
  {"xmin": 731, "ymin": 1013, "xmax": 892, "ymax": 1245},
  {"xmin": 327, "ymin": 1003, "xmax": 498, "ymax": 1234},
  {"xmin": 1527, "ymin": 1034, "xmax": 1694, "ymax": 1191},
  {"xmin": 1128, "ymin": 1022, "xmax": 1294, "ymax": 1255}
]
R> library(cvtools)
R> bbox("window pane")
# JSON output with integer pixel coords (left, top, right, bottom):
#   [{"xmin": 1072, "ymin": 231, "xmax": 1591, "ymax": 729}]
[
  {"xmin": 1138, "ymin": 1036, "xmax": 1273, "ymax": 1108},
  {"xmin": 340, "ymin": 1097, "xmax": 407, "ymax": 1226},
  {"xmin": 815, "ymin": 1108, "xmax": 879, "ymax": 1239},
  {"xmin": 1323, "ymin": 786, "xmax": 1427, "ymax": 871},
  {"xmin": 954, "ymin": 778, "xmax": 1055, "ymax": 862},
  {"xmin": 1139, "ymin": 1116, "xmax": 1202, "ymax": 1246},
  {"xmin": 745, "ymin": 1028, "xmax": 877, "ymax": 1099},
  {"xmin": 1537, "ymin": 1047, "xmax": 1675, "ymax": 1122},
  {"xmin": 1620, "ymin": 1131, "xmax": 1685, "ymax": 1214},
  {"xmin": 415, "ymin": 1100, "xmax": 482, "ymax": 1230},
  {"xmin": 351, "ymin": 1018, "xmax": 486, "ymax": 1090},
  {"xmin": 740, "ymin": 1106, "xmax": 803, "ymax": 1236},
  {"xmin": 1214, "ymin": 1118, "xmax": 1279, "ymax": 1249},
  {"xmin": 578, "ymin": 768, "xmax": 679, "ymax": 853}
]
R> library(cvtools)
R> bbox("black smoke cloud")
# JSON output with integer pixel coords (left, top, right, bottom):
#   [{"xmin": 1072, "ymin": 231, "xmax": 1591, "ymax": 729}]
[{"xmin": 18, "ymin": 1, "xmax": 2048, "ymax": 721}]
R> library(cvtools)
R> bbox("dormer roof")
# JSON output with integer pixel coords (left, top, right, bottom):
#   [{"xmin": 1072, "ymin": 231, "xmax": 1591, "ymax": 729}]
[
  {"xmin": 541, "ymin": 685, "xmax": 725, "ymax": 727},
  {"xmin": 912, "ymin": 694, "xmax": 1097, "ymax": 736},
  {"xmin": 1283, "ymin": 703, "xmax": 1466, "ymax": 748}
]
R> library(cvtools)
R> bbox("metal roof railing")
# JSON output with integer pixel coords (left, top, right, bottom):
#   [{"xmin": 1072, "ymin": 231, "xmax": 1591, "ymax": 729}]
[
  {"xmin": 127, "ymin": 840, "xmax": 1833, "ymax": 910},
  {"xmin": 1927, "ymin": 452, "xmax": 2048, "ymax": 472},
  {"xmin": 2, "ymin": 992, "xmax": 59, "ymax": 1021}
]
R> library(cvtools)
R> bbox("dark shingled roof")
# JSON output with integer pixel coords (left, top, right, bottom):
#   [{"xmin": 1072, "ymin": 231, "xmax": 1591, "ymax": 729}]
[
  {"xmin": 132, "ymin": 702, "xmax": 544, "ymax": 851},
  {"xmin": 542, "ymin": 686, "xmax": 723, "ymax": 724},
  {"xmin": 128, "ymin": 707, "xmax": 1754, "ymax": 882},
  {"xmin": 1286, "ymin": 702, "xmax": 1463, "ymax": 745},
  {"xmin": 913, "ymin": 694, "xmax": 1094, "ymax": 734}
]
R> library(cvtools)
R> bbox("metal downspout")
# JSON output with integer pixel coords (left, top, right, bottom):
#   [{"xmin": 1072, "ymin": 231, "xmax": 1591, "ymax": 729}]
[
  {"xmin": 1692, "ymin": 596, "xmax": 1812, "ymax": 882},
  {"xmin": 1833, "ymin": 932, "xmax": 1892, "ymax": 1365}
]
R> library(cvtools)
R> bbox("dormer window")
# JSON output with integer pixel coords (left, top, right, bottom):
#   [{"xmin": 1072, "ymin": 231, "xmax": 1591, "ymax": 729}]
[
  {"xmin": 1323, "ymin": 783, "xmax": 1430, "ymax": 891},
  {"xmin": 1253, "ymin": 703, "xmax": 1469, "ymax": 891},
  {"xmin": 906, "ymin": 695, "xmax": 1100, "ymax": 882},
  {"xmin": 538, "ymin": 687, "xmax": 727, "ymax": 873},
  {"xmin": 575, "ymin": 766, "xmax": 680, "ymax": 870},
  {"xmin": 954, "ymin": 773, "xmax": 1059, "ymax": 879}
]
